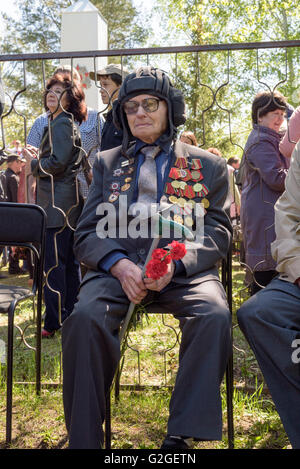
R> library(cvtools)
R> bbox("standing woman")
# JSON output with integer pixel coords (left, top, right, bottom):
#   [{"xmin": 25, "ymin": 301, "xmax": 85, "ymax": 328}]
[
  {"xmin": 240, "ymin": 90, "xmax": 289, "ymax": 295},
  {"xmin": 24, "ymin": 71, "xmax": 87, "ymax": 337}
]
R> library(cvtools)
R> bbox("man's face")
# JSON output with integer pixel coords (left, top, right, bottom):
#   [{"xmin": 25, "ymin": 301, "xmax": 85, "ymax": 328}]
[
  {"xmin": 125, "ymin": 94, "xmax": 168, "ymax": 144},
  {"xmin": 99, "ymin": 75, "xmax": 120, "ymax": 105},
  {"xmin": 11, "ymin": 160, "xmax": 24, "ymax": 174}
]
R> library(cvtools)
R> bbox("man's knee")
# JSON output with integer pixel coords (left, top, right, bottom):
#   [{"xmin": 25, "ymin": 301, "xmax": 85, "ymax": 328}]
[
  {"xmin": 237, "ymin": 288, "xmax": 273, "ymax": 333},
  {"xmin": 188, "ymin": 303, "xmax": 231, "ymax": 337}
]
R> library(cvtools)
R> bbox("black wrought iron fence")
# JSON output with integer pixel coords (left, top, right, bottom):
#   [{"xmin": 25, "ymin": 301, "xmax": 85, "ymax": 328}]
[{"xmin": 0, "ymin": 39, "xmax": 299, "ymax": 388}]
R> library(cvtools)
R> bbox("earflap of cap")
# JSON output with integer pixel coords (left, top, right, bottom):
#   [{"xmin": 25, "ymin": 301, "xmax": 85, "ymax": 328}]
[
  {"xmin": 112, "ymin": 98, "xmax": 135, "ymax": 155},
  {"xmin": 112, "ymin": 99, "xmax": 122, "ymax": 130},
  {"xmin": 169, "ymin": 87, "xmax": 186, "ymax": 127}
]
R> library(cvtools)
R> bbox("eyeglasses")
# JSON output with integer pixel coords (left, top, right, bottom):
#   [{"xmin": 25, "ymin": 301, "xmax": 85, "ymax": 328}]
[{"xmin": 123, "ymin": 97, "xmax": 161, "ymax": 115}]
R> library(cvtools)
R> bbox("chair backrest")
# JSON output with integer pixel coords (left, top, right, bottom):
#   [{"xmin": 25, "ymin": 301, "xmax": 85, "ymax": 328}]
[
  {"xmin": 0, "ymin": 202, "xmax": 47, "ymax": 294},
  {"xmin": 0, "ymin": 202, "xmax": 46, "ymax": 246}
]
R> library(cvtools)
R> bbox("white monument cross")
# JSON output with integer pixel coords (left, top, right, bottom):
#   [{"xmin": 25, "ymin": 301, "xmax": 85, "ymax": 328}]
[{"xmin": 60, "ymin": 0, "xmax": 108, "ymax": 111}]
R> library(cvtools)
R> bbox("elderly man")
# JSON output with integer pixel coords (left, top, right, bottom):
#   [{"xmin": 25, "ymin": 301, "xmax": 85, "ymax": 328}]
[
  {"xmin": 62, "ymin": 66, "xmax": 232, "ymax": 449},
  {"xmin": 237, "ymin": 141, "xmax": 300, "ymax": 449},
  {"xmin": 89, "ymin": 63, "xmax": 128, "ymax": 151}
]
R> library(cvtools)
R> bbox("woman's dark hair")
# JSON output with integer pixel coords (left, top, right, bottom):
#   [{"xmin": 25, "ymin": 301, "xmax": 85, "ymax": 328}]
[
  {"xmin": 180, "ymin": 130, "xmax": 198, "ymax": 146},
  {"xmin": 43, "ymin": 71, "xmax": 87, "ymax": 124},
  {"xmin": 109, "ymin": 73, "xmax": 122, "ymax": 87},
  {"xmin": 252, "ymin": 90, "xmax": 287, "ymax": 124}
]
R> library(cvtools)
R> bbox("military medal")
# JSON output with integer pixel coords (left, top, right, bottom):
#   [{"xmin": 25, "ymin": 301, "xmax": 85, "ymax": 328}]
[
  {"xmin": 184, "ymin": 185, "xmax": 195, "ymax": 199},
  {"xmin": 173, "ymin": 204, "xmax": 183, "ymax": 215},
  {"xmin": 200, "ymin": 184, "xmax": 209, "ymax": 197},
  {"xmin": 193, "ymin": 183, "xmax": 203, "ymax": 192},
  {"xmin": 191, "ymin": 169, "xmax": 204, "ymax": 181},
  {"xmin": 169, "ymin": 195, "xmax": 178, "ymax": 204},
  {"xmin": 184, "ymin": 216, "xmax": 194, "ymax": 227},
  {"xmin": 191, "ymin": 158, "xmax": 203, "ymax": 170},
  {"xmin": 180, "ymin": 169, "xmax": 192, "ymax": 181},
  {"xmin": 177, "ymin": 197, "xmax": 186, "ymax": 208},
  {"xmin": 175, "ymin": 156, "xmax": 188, "ymax": 168},
  {"xmin": 124, "ymin": 177, "xmax": 132, "ymax": 183},
  {"xmin": 183, "ymin": 203, "xmax": 193, "ymax": 216},
  {"xmin": 174, "ymin": 214, "xmax": 184, "ymax": 225},
  {"xmin": 186, "ymin": 199, "xmax": 196, "ymax": 208},
  {"xmin": 171, "ymin": 180, "xmax": 181, "ymax": 189},
  {"xmin": 165, "ymin": 182, "xmax": 175, "ymax": 195},
  {"xmin": 201, "ymin": 198, "xmax": 210, "ymax": 208},
  {"xmin": 169, "ymin": 167, "xmax": 181, "ymax": 179}
]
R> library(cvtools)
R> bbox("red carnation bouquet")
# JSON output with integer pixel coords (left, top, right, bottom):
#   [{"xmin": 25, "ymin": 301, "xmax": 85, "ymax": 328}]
[{"xmin": 145, "ymin": 241, "xmax": 187, "ymax": 280}]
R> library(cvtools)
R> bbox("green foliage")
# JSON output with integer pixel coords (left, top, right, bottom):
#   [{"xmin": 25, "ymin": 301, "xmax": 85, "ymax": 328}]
[
  {"xmin": 0, "ymin": 0, "xmax": 150, "ymax": 141},
  {"xmin": 155, "ymin": 0, "xmax": 300, "ymax": 155}
]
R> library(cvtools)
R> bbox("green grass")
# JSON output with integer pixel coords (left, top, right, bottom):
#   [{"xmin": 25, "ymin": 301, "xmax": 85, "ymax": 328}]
[{"xmin": 0, "ymin": 255, "xmax": 291, "ymax": 450}]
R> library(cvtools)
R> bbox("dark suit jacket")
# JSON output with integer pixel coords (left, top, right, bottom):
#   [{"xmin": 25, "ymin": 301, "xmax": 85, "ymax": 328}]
[
  {"xmin": 74, "ymin": 140, "xmax": 232, "ymax": 285},
  {"xmin": 100, "ymin": 109, "xmax": 123, "ymax": 151},
  {"xmin": 5, "ymin": 168, "xmax": 19, "ymax": 202}
]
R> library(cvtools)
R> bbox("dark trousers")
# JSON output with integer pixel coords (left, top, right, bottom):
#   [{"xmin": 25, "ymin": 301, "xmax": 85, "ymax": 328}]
[
  {"xmin": 238, "ymin": 278, "xmax": 300, "ymax": 448},
  {"xmin": 44, "ymin": 227, "xmax": 81, "ymax": 332},
  {"xmin": 62, "ymin": 274, "xmax": 231, "ymax": 449},
  {"xmin": 250, "ymin": 269, "xmax": 277, "ymax": 296}
]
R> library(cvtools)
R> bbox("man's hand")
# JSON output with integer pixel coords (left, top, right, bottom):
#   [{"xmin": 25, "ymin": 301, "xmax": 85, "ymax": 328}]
[
  {"xmin": 22, "ymin": 145, "xmax": 38, "ymax": 161},
  {"xmin": 22, "ymin": 146, "xmax": 38, "ymax": 174},
  {"xmin": 295, "ymin": 277, "xmax": 300, "ymax": 289},
  {"xmin": 110, "ymin": 258, "xmax": 148, "ymax": 304},
  {"xmin": 144, "ymin": 261, "xmax": 175, "ymax": 292}
]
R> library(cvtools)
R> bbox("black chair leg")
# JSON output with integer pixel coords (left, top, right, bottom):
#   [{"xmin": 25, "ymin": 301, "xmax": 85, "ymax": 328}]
[
  {"xmin": 6, "ymin": 308, "xmax": 14, "ymax": 446},
  {"xmin": 226, "ymin": 352, "xmax": 234, "ymax": 449},
  {"xmin": 35, "ymin": 289, "xmax": 42, "ymax": 396},
  {"xmin": 105, "ymin": 391, "xmax": 111, "ymax": 449}
]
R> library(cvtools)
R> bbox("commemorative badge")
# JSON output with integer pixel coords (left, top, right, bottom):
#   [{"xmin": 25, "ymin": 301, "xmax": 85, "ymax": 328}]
[
  {"xmin": 113, "ymin": 168, "xmax": 123, "ymax": 177},
  {"xmin": 108, "ymin": 192, "xmax": 119, "ymax": 203},
  {"xmin": 121, "ymin": 183, "xmax": 131, "ymax": 192},
  {"xmin": 110, "ymin": 182, "xmax": 120, "ymax": 192}
]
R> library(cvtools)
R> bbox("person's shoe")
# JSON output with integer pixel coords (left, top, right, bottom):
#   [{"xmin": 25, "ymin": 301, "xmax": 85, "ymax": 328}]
[
  {"xmin": 160, "ymin": 435, "xmax": 193, "ymax": 450},
  {"xmin": 42, "ymin": 328, "xmax": 55, "ymax": 339}
]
